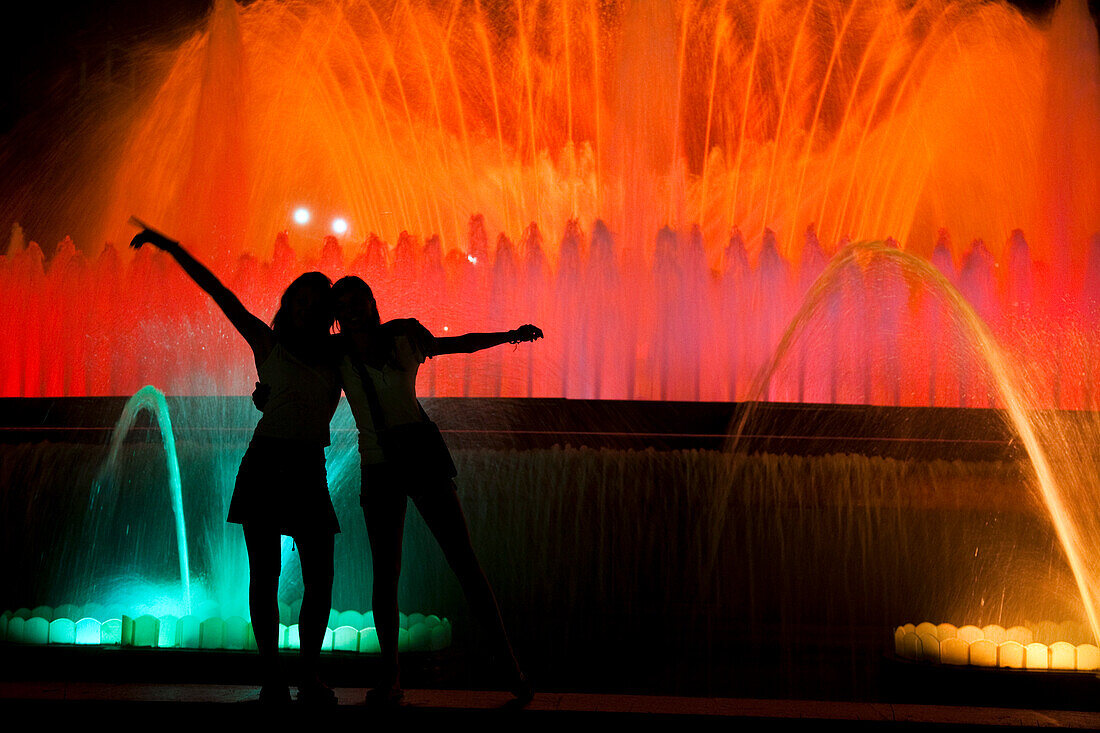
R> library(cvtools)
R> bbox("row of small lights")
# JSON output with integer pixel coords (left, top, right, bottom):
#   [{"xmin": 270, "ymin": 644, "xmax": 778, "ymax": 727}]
[
  {"xmin": 1, "ymin": 607, "xmax": 451, "ymax": 652},
  {"xmin": 895, "ymin": 621, "xmax": 1100, "ymax": 670}
]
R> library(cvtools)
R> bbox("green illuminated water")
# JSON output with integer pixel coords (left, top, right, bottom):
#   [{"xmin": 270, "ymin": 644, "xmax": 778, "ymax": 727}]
[{"xmin": 90, "ymin": 386, "xmax": 192, "ymax": 616}]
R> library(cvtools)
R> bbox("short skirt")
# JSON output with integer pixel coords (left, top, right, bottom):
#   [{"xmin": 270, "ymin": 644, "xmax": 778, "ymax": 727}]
[{"xmin": 228, "ymin": 435, "xmax": 340, "ymax": 536}]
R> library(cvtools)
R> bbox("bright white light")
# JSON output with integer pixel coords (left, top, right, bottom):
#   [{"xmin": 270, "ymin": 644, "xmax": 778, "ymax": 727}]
[
  {"xmin": 332, "ymin": 218, "xmax": 348, "ymax": 235},
  {"xmin": 467, "ymin": 254, "xmax": 478, "ymax": 265},
  {"xmin": 292, "ymin": 207, "xmax": 310, "ymax": 225}
]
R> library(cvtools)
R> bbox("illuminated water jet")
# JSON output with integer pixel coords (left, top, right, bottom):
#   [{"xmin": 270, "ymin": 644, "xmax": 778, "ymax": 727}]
[
  {"xmin": 0, "ymin": 387, "xmax": 450, "ymax": 653},
  {"xmin": 1, "ymin": 0, "xmax": 1097, "ymax": 404},
  {"xmin": 91, "ymin": 385, "xmax": 192, "ymax": 615},
  {"xmin": 3, "ymin": 400, "xmax": 1095, "ymax": 689},
  {"xmin": 2, "ymin": 0, "xmax": 1100, "ymax": 692},
  {"xmin": 732, "ymin": 241, "xmax": 1100, "ymax": 650}
]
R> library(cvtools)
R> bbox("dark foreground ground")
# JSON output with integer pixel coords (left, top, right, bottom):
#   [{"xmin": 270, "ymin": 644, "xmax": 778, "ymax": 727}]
[
  {"xmin": 4, "ymin": 644, "xmax": 1100, "ymax": 730},
  {"xmin": 5, "ymin": 680, "xmax": 1100, "ymax": 730}
]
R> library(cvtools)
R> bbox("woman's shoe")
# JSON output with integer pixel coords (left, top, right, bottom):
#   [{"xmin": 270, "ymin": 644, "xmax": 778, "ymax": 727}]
[
  {"xmin": 364, "ymin": 685, "xmax": 404, "ymax": 708},
  {"xmin": 258, "ymin": 683, "xmax": 291, "ymax": 705},
  {"xmin": 510, "ymin": 672, "xmax": 534, "ymax": 706},
  {"xmin": 297, "ymin": 678, "xmax": 338, "ymax": 705}
]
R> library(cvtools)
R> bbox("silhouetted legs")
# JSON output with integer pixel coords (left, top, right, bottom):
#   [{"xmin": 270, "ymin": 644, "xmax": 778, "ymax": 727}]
[
  {"xmin": 243, "ymin": 525, "xmax": 283, "ymax": 692},
  {"xmin": 412, "ymin": 487, "xmax": 521, "ymax": 679},
  {"xmin": 243, "ymin": 524, "xmax": 335, "ymax": 697},
  {"xmin": 362, "ymin": 480, "xmax": 522, "ymax": 693},
  {"xmin": 296, "ymin": 531, "xmax": 335, "ymax": 685},
  {"xmin": 363, "ymin": 484, "xmax": 408, "ymax": 690}
]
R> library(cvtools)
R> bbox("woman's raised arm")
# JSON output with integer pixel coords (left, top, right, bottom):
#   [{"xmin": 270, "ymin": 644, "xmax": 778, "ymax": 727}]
[
  {"xmin": 429, "ymin": 324, "xmax": 543, "ymax": 356},
  {"xmin": 129, "ymin": 223, "xmax": 274, "ymax": 362}
]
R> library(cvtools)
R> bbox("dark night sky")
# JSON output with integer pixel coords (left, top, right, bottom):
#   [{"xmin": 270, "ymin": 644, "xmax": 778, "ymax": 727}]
[
  {"xmin": 0, "ymin": 0, "xmax": 212, "ymax": 133},
  {"xmin": 1, "ymin": 0, "xmax": 1097, "ymax": 135}
]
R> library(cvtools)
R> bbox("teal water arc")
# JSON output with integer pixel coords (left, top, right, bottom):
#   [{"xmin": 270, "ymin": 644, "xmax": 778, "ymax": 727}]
[{"xmin": 91, "ymin": 385, "xmax": 192, "ymax": 616}]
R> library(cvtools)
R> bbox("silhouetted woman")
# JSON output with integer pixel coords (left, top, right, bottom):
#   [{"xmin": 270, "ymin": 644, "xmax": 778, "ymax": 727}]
[
  {"xmin": 129, "ymin": 225, "xmax": 341, "ymax": 705},
  {"xmin": 330, "ymin": 275, "xmax": 541, "ymax": 706}
]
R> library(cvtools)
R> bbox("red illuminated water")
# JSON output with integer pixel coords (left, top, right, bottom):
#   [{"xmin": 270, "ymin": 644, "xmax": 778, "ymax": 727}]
[{"xmin": 1, "ymin": 0, "xmax": 1097, "ymax": 402}]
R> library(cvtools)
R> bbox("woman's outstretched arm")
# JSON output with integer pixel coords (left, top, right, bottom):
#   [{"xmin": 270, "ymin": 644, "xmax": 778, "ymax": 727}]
[
  {"xmin": 129, "ymin": 224, "xmax": 274, "ymax": 362},
  {"xmin": 429, "ymin": 324, "xmax": 543, "ymax": 356}
]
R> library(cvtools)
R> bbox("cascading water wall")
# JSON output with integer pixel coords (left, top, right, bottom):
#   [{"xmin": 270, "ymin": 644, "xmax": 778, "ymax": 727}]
[{"xmin": 0, "ymin": 0, "xmax": 1097, "ymax": 402}]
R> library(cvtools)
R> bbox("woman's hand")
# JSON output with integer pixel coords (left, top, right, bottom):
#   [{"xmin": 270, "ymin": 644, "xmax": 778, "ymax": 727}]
[
  {"xmin": 126, "ymin": 216, "xmax": 273, "ymax": 362},
  {"xmin": 509, "ymin": 325, "xmax": 544, "ymax": 343},
  {"xmin": 129, "ymin": 228, "xmax": 179, "ymax": 252},
  {"xmin": 128, "ymin": 217, "xmax": 178, "ymax": 251}
]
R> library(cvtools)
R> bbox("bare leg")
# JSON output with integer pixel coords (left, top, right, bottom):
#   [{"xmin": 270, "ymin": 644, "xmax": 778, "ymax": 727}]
[
  {"xmin": 295, "ymin": 531, "xmax": 335, "ymax": 688},
  {"xmin": 243, "ymin": 524, "xmax": 285, "ymax": 695},
  {"xmin": 362, "ymin": 485, "xmax": 408, "ymax": 691},
  {"xmin": 412, "ymin": 484, "xmax": 523, "ymax": 681}
]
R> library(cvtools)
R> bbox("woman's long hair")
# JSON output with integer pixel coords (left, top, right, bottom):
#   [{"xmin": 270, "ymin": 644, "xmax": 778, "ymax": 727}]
[
  {"xmin": 334, "ymin": 275, "xmax": 404, "ymax": 369},
  {"xmin": 271, "ymin": 271, "xmax": 334, "ymax": 347},
  {"xmin": 332, "ymin": 275, "xmax": 382, "ymax": 330}
]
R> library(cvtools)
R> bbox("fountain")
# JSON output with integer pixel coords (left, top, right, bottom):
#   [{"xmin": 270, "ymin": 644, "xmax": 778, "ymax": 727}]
[
  {"xmin": 92, "ymin": 386, "xmax": 193, "ymax": 616},
  {"xmin": 1, "ymin": 386, "xmax": 452, "ymax": 653},
  {"xmin": 731, "ymin": 241, "xmax": 1100, "ymax": 671},
  {"xmin": 0, "ymin": 0, "xmax": 1096, "ymax": 403},
  {"xmin": 1, "ymin": 0, "xmax": 1099, "ymax": 695}
]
